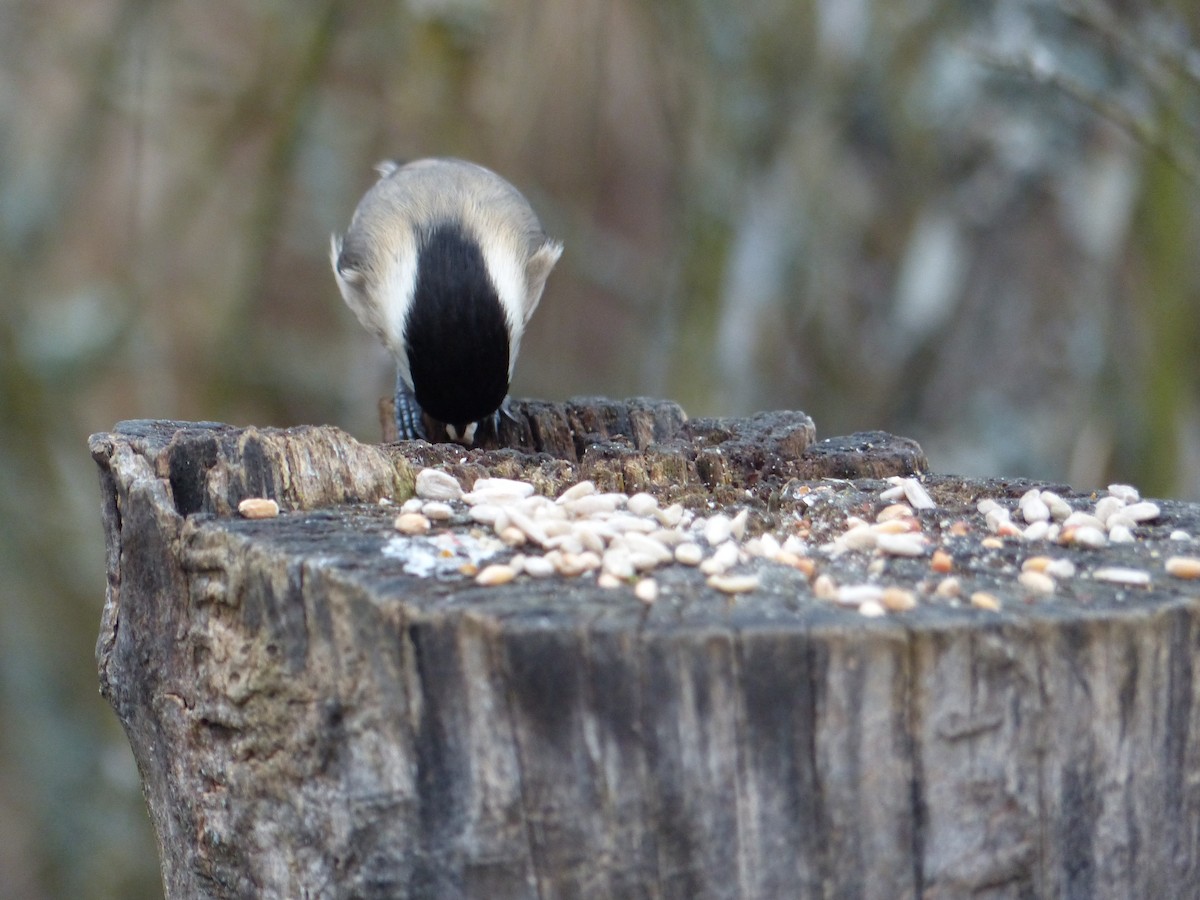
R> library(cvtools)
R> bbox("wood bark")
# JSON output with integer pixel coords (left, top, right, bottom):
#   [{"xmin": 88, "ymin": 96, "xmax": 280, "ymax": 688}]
[{"xmin": 89, "ymin": 399, "xmax": 1200, "ymax": 899}]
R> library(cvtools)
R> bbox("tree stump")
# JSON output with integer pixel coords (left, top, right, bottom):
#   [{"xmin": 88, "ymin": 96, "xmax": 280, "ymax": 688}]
[{"xmin": 89, "ymin": 398, "xmax": 1200, "ymax": 899}]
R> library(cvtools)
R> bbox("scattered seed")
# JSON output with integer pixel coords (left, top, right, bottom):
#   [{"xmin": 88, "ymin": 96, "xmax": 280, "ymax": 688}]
[
  {"xmin": 949, "ymin": 520, "xmax": 971, "ymax": 537},
  {"xmin": 1040, "ymin": 491, "xmax": 1073, "ymax": 521},
  {"xmin": 1107, "ymin": 483, "xmax": 1140, "ymax": 503},
  {"xmin": 1123, "ymin": 501, "xmax": 1161, "ymax": 523},
  {"xmin": 813, "ymin": 573, "xmax": 838, "ymax": 600},
  {"xmin": 877, "ymin": 503, "xmax": 915, "ymax": 522},
  {"xmin": 1019, "ymin": 570, "xmax": 1056, "ymax": 595},
  {"xmin": 468, "ymin": 504, "xmax": 504, "ymax": 525},
  {"xmin": 1170, "ymin": 530, "xmax": 1192, "ymax": 541},
  {"xmin": 778, "ymin": 553, "xmax": 815, "ymax": 576},
  {"xmin": 1108, "ymin": 525, "xmax": 1135, "ymax": 544},
  {"xmin": 971, "ymin": 591, "xmax": 1001, "ymax": 611},
  {"xmin": 981, "ymin": 537, "xmax": 1004, "ymax": 549},
  {"xmin": 707, "ymin": 573, "xmax": 760, "ymax": 594},
  {"xmin": 881, "ymin": 587, "xmax": 918, "ymax": 611},
  {"xmin": 626, "ymin": 492, "xmax": 659, "ymax": 517},
  {"xmin": 1093, "ymin": 567, "xmax": 1150, "ymax": 587},
  {"xmin": 422, "ymin": 501, "xmax": 454, "ymax": 521},
  {"xmin": 635, "ymin": 578, "xmax": 659, "ymax": 603},
  {"xmin": 935, "ymin": 577, "xmax": 961, "ymax": 598},
  {"xmin": 1165, "ymin": 556, "xmax": 1200, "ymax": 579},
  {"xmin": 700, "ymin": 541, "xmax": 741, "ymax": 575},
  {"xmin": 901, "ymin": 478, "xmax": 936, "ymax": 510},
  {"xmin": 238, "ymin": 497, "xmax": 279, "ymax": 519},
  {"xmin": 1063, "ymin": 511, "xmax": 1106, "ymax": 531},
  {"xmin": 602, "ymin": 547, "xmax": 635, "ymax": 579},
  {"xmin": 556, "ymin": 480, "xmax": 597, "ymax": 503},
  {"xmin": 1093, "ymin": 495, "xmax": 1125, "ymax": 525},
  {"xmin": 1022, "ymin": 521, "xmax": 1051, "ymax": 541},
  {"xmin": 523, "ymin": 556, "xmax": 556, "ymax": 578},
  {"xmin": 730, "ymin": 509, "xmax": 750, "ymax": 541},
  {"xmin": 415, "ymin": 468, "xmax": 463, "ymax": 501},
  {"xmin": 860, "ymin": 600, "xmax": 887, "ymax": 618},
  {"xmin": 704, "ymin": 515, "xmax": 733, "ymax": 546},
  {"xmin": 872, "ymin": 518, "xmax": 916, "ymax": 535},
  {"xmin": 400, "ymin": 497, "xmax": 424, "ymax": 514},
  {"xmin": 597, "ymin": 572, "xmax": 622, "ymax": 589},
  {"xmin": 394, "ymin": 512, "xmax": 432, "ymax": 535},
  {"xmin": 836, "ymin": 584, "xmax": 884, "ymax": 607},
  {"xmin": 875, "ymin": 532, "xmax": 927, "ymax": 557},
  {"xmin": 1061, "ymin": 525, "xmax": 1107, "ymax": 548},
  {"xmin": 674, "ymin": 543, "xmax": 704, "ymax": 566},
  {"xmin": 498, "ymin": 526, "xmax": 526, "ymax": 547},
  {"xmin": 475, "ymin": 564, "xmax": 517, "ymax": 586},
  {"xmin": 1022, "ymin": 556, "xmax": 1053, "ymax": 573},
  {"xmin": 1045, "ymin": 558, "xmax": 1076, "ymax": 579}
]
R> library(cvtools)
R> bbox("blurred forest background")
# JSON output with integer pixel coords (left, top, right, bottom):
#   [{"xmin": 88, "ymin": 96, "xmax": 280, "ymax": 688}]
[{"xmin": 2, "ymin": 0, "xmax": 1200, "ymax": 896}]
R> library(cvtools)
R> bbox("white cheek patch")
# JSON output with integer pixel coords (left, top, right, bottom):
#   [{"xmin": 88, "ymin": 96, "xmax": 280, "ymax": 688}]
[
  {"xmin": 476, "ymin": 235, "xmax": 527, "ymax": 375},
  {"xmin": 381, "ymin": 236, "xmax": 421, "ymax": 387}
]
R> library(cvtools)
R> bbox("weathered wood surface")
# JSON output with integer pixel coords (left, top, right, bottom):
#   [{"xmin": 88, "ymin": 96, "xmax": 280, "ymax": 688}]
[{"xmin": 90, "ymin": 399, "xmax": 1200, "ymax": 900}]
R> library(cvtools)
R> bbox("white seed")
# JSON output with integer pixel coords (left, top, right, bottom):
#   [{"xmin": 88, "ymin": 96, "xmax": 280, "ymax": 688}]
[
  {"xmin": 971, "ymin": 591, "xmax": 1001, "ymax": 611},
  {"xmin": 468, "ymin": 504, "xmax": 504, "ymax": 525},
  {"xmin": 836, "ymin": 584, "xmax": 884, "ymax": 607},
  {"xmin": 622, "ymin": 532, "xmax": 674, "ymax": 565},
  {"xmin": 730, "ymin": 508, "xmax": 750, "ymax": 541},
  {"xmin": 1165, "ymin": 556, "xmax": 1200, "ymax": 579},
  {"xmin": 901, "ymin": 478, "xmax": 936, "ymax": 510},
  {"xmin": 556, "ymin": 552, "xmax": 597, "ymax": 577},
  {"xmin": 654, "ymin": 503, "xmax": 685, "ymax": 527},
  {"xmin": 574, "ymin": 527, "xmax": 607, "ymax": 555},
  {"xmin": 872, "ymin": 519, "xmax": 915, "ymax": 535},
  {"xmin": 506, "ymin": 509, "xmax": 549, "ymax": 546},
  {"xmin": 394, "ymin": 512, "xmax": 432, "ymax": 535},
  {"xmin": 415, "ymin": 468, "xmax": 463, "ymax": 501},
  {"xmin": 523, "ymin": 556, "xmax": 556, "ymax": 578},
  {"xmin": 1170, "ymin": 530, "xmax": 1192, "ymax": 541},
  {"xmin": 1105, "ymin": 514, "xmax": 1137, "ymax": 533},
  {"xmin": 475, "ymin": 564, "xmax": 516, "ymax": 586},
  {"xmin": 1093, "ymin": 495, "xmax": 1126, "ymax": 525},
  {"xmin": 421, "ymin": 501, "xmax": 454, "ymax": 521},
  {"xmin": 840, "ymin": 525, "xmax": 878, "ymax": 551},
  {"xmin": 813, "ymin": 574, "xmax": 838, "ymax": 600},
  {"xmin": 556, "ymin": 480, "xmax": 597, "ymax": 503},
  {"xmin": 1019, "ymin": 570, "xmax": 1056, "ymax": 595},
  {"xmin": 707, "ymin": 573, "xmax": 760, "ymax": 594},
  {"xmin": 238, "ymin": 497, "xmax": 279, "ymax": 519},
  {"xmin": 597, "ymin": 572, "xmax": 622, "ymax": 589},
  {"xmin": 977, "ymin": 498, "xmax": 1001, "ymax": 515},
  {"xmin": 602, "ymin": 547, "xmax": 635, "ymax": 579},
  {"xmin": 626, "ymin": 492, "xmax": 659, "ymax": 517},
  {"xmin": 498, "ymin": 526, "xmax": 527, "ymax": 547},
  {"xmin": 401, "ymin": 497, "xmax": 425, "ymax": 514},
  {"xmin": 1045, "ymin": 558, "xmax": 1077, "ymax": 579},
  {"xmin": 561, "ymin": 495, "xmax": 621, "ymax": 517},
  {"xmin": 471, "ymin": 477, "xmax": 535, "ymax": 499},
  {"xmin": 877, "ymin": 503, "xmax": 915, "ymax": 522},
  {"xmin": 879, "ymin": 484, "xmax": 906, "ymax": 502},
  {"xmin": 1063, "ymin": 511, "xmax": 1106, "ymax": 530},
  {"xmin": 985, "ymin": 508, "xmax": 1012, "ymax": 533},
  {"xmin": 700, "ymin": 541, "xmax": 741, "ymax": 575},
  {"xmin": 607, "ymin": 514, "xmax": 658, "ymax": 534},
  {"xmin": 782, "ymin": 535, "xmax": 808, "ymax": 555},
  {"xmin": 1123, "ymin": 501, "xmax": 1161, "ymax": 523},
  {"xmin": 1093, "ymin": 567, "xmax": 1150, "ymax": 587},
  {"xmin": 674, "ymin": 543, "xmax": 704, "ymax": 566},
  {"xmin": 935, "ymin": 577, "xmax": 961, "ymax": 598},
  {"xmin": 1063, "ymin": 525, "xmax": 1107, "ymax": 548},
  {"xmin": 704, "ymin": 515, "xmax": 733, "ymax": 546},
  {"xmin": 875, "ymin": 532, "xmax": 928, "ymax": 557},
  {"xmin": 881, "ymin": 587, "xmax": 918, "ymax": 611},
  {"xmin": 1107, "ymin": 483, "xmax": 1141, "ymax": 503},
  {"xmin": 635, "ymin": 578, "xmax": 659, "ymax": 603},
  {"xmin": 1108, "ymin": 524, "xmax": 1135, "ymax": 544},
  {"xmin": 1040, "ymin": 491, "xmax": 1073, "ymax": 521},
  {"xmin": 1021, "ymin": 496, "xmax": 1051, "ymax": 524},
  {"xmin": 1022, "ymin": 521, "xmax": 1051, "ymax": 542}
]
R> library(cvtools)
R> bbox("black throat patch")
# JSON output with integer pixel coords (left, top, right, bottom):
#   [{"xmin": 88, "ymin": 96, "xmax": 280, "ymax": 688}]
[{"xmin": 404, "ymin": 223, "xmax": 511, "ymax": 428}]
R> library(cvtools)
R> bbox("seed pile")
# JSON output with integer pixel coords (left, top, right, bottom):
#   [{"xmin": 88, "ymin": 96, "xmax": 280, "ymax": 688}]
[{"xmin": 379, "ymin": 469, "xmax": 1200, "ymax": 611}]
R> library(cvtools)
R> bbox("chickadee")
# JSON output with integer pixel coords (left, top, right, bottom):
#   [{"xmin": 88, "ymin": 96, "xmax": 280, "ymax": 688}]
[{"xmin": 331, "ymin": 157, "xmax": 562, "ymax": 443}]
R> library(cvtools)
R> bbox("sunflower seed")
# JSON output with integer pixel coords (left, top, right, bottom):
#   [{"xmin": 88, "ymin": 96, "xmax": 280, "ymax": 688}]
[{"xmin": 415, "ymin": 468, "xmax": 463, "ymax": 501}]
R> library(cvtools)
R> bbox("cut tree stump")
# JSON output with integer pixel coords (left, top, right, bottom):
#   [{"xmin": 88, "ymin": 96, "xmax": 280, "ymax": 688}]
[{"xmin": 89, "ymin": 398, "xmax": 1200, "ymax": 900}]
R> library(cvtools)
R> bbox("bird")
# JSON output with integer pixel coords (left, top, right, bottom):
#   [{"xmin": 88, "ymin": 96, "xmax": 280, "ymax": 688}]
[{"xmin": 330, "ymin": 157, "xmax": 562, "ymax": 444}]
